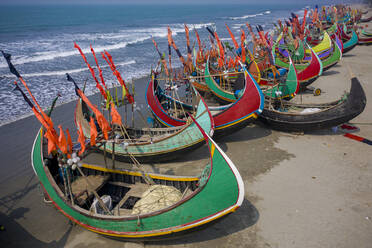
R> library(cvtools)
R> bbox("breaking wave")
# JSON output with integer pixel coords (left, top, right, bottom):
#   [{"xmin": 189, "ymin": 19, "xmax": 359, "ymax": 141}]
[{"xmin": 229, "ymin": 10, "xmax": 271, "ymax": 20}]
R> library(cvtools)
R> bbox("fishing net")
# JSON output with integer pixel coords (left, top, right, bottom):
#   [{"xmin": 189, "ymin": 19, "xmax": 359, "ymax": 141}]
[{"xmin": 131, "ymin": 185, "xmax": 182, "ymax": 215}]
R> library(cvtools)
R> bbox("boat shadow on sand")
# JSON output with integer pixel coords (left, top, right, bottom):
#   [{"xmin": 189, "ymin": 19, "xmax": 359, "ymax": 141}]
[
  {"xmin": 148, "ymin": 125, "xmax": 272, "ymax": 165},
  {"xmin": 321, "ymin": 69, "xmax": 341, "ymax": 76},
  {"xmin": 144, "ymin": 198, "xmax": 259, "ymax": 245},
  {"xmin": 0, "ymin": 177, "xmax": 72, "ymax": 248},
  {"xmin": 0, "ymin": 208, "xmax": 72, "ymax": 248},
  {"xmin": 342, "ymin": 53, "xmax": 356, "ymax": 58},
  {"xmin": 216, "ymin": 124, "xmax": 272, "ymax": 144}
]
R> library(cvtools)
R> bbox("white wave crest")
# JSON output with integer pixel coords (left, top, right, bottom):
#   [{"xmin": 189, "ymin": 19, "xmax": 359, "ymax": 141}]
[
  {"xmin": 1, "ymin": 60, "xmax": 136, "ymax": 78},
  {"xmin": 232, "ymin": 24, "xmax": 245, "ymax": 29},
  {"xmin": 0, "ymin": 22, "xmax": 215, "ymax": 69},
  {"xmin": 0, "ymin": 41, "xmax": 137, "ymax": 68},
  {"xmin": 230, "ymin": 10, "xmax": 271, "ymax": 20}
]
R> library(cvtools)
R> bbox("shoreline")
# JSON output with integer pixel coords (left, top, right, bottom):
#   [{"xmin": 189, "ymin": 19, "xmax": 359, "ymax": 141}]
[{"xmin": 0, "ymin": 73, "xmax": 152, "ymax": 128}]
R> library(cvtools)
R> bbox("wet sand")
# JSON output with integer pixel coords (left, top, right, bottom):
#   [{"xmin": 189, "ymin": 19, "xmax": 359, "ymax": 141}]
[{"xmin": 1, "ymin": 21, "xmax": 372, "ymax": 248}]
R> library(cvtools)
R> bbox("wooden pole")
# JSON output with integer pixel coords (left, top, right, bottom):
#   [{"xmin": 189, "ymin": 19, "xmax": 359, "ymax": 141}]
[
  {"xmin": 112, "ymin": 142, "xmax": 115, "ymax": 169},
  {"xmin": 61, "ymin": 165, "xmax": 69, "ymax": 199},
  {"xmin": 120, "ymin": 126, "xmax": 155, "ymax": 185},
  {"xmin": 103, "ymin": 143, "xmax": 107, "ymax": 168},
  {"xmin": 65, "ymin": 166, "xmax": 75, "ymax": 206}
]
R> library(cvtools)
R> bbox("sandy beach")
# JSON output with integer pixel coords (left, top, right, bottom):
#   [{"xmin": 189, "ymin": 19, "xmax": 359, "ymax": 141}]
[{"xmin": 1, "ymin": 18, "xmax": 372, "ymax": 248}]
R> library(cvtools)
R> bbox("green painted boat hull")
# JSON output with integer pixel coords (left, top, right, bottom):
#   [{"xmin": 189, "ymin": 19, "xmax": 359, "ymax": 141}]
[
  {"xmin": 263, "ymin": 57, "xmax": 299, "ymax": 99},
  {"xmin": 204, "ymin": 58, "xmax": 237, "ymax": 103},
  {"xmin": 322, "ymin": 41, "xmax": 342, "ymax": 70},
  {"xmin": 76, "ymin": 95, "xmax": 213, "ymax": 163},
  {"xmin": 343, "ymin": 29, "xmax": 358, "ymax": 52},
  {"xmin": 31, "ymin": 126, "xmax": 244, "ymax": 240}
]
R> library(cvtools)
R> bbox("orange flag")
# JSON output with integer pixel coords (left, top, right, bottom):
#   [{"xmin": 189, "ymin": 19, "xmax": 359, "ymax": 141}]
[
  {"xmin": 194, "ymin": 28, "xmax": 203, "ymax": 53},
  {"xmin": 184, "ymin": 24, "xmax": 192, "ymax": 69},
  {"xmin": 241, "ymin": 29, "xmax": 246, "ymax": 63},
  {"xmin": 301, "ymin": 9, "xmax": 307, "ymax": 34},
  {"xmin": 74, "ymin": 43, "xmax": 107, "ymax": 99},
  {"xmin": 151, "ymin": 38, "xmax": 169, "ymax": 76},
  {"xmin": 89, "ymin": 117, "xmax": 97, "ymax": 146},
  {"xmin": 246, "ymin": 22, "xmax": 259, "ymax": 46},
  {"xmin": 101, "ymin": 50, "xmax": 135, "ymax": 104},
  {"xmin": 168, "ymin": 27, "xmax": 187, "ymax": 68},
  {"xmin": 13, "ymin": 81, "xmax": 58, "ymax": 154},
  {"xmin": 214, "ymin": 32, "xmax": 225, "ymax": 66},
  {"xmin": 66, "ymin": 128, "xmax": 73, "ymax": 156},
  {"xmin": 44, "ymin": 129, "xmax": 57, "ymax": 155},
  {"xmin": 74, "ymin": 85, "xmax": 111, "ymax": 140},
  {"xmin": 110, "ymin": 102, "xmax": 122, "ymax": 126},
  {"xmin": 90, "ymin": 45, "xmax": 107, "ymax": 89},
  {"xmin": 225, "ymin": 24, "xmax": 239, "ymax": 49},
  {"xmin": 77, "ymin": 122, "xmax": 86, "ymax": 156},
  {"xmin": 58, "ymin": 125, "xmax": 68, "ymax": 154},
  {"xmin": 17, "ymin": 78, "xmax": 54, "ymax": 129},
  {"xmin": 97, "ymin": 113, "xmax": 111, "ymax": 140}
]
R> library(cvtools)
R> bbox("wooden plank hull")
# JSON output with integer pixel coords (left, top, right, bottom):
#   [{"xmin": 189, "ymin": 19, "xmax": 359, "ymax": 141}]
[
  {"xmin": 262, "ymin": 57, "xmax": 299, "ymax": 100},
  {"xmin": 146, "ymin": 69, "xmax": 264, "ymax": 138},
  {"xmin": 31, "ymin": 120, "xmax": 244, "ymax": 240},
  {"xmin": 342, "ymin": 29, "xmax": 358, "ymax": 53},
  {"xmin": 358, "ymin": 35, "xmax": 372, "ymax": 45},
  {"xmin": 76, "ymin": 92, "xmax": 214, "ymax": 163},
  {"xmin": 204, "ymin": 58, "xmax": 238, "ymax": 104},
  {"xmin": 258, "ymin": 77, "xmax": 366, "ymax": 132},
  {"xmin": 321, "ymin": 41, "xmax": 342, "ymax": 71},
  {"xmin": 274, "ymin": 45, "xmax": 322, "ymax": 87}
]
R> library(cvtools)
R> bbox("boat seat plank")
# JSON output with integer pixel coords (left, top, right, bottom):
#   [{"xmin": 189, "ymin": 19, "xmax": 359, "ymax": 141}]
[
  {"xmin": 71, "ymin": 175, "xmax": 109, "ymax": 206},
  {"xmin": 114, "ymin": 183, "xmax": 150, "ymax": 216}
]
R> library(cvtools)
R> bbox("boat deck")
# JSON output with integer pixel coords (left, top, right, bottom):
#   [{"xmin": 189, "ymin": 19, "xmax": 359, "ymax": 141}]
[{"xmin": 81, "ymin": 149, "xmax": 209, "ymax": 178}]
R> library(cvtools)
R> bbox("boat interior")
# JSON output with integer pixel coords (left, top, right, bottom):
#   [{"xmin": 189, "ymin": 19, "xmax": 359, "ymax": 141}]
[
  {"xmin": 42, "ymin": 140, "xmax": 204, "ymax": 217},
  {"xmin": 265, "ymin": 93, "xmax": 348, "ymax": 114}
]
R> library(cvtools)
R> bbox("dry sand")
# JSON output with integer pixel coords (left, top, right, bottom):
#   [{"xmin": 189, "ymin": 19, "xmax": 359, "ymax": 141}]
[{"xmin": 1, "ymin": 22, "xmax": 372, "ymax": 248}]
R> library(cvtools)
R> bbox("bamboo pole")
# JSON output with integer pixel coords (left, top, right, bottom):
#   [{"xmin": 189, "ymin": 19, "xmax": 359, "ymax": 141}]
[
  {"xmin": 103, "ymin": 143, "xmax": 107, "ymax": 168},
  {"xmin": 65, "ymin": 166, "xmax": 75, "ymax": 206},
  {"xmin": 119, "ymin": 126, "xmax": 155, "ymax": 185},
  {"xmin": 60, "ymin": 164, "xmax": 69, "ymax": 199},
  {"xmin": 111, "ymin": 141, "xmax": 115, "ymax": 169}
]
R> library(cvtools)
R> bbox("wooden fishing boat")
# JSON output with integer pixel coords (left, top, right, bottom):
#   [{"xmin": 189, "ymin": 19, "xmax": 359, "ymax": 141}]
[
  {"xmin": 301, "ymin": 39, "xmax": 341, "ymax": 71},
  {"xmin": 260, "ymin": 57, "xmax": 299, "ymax": 100},
  {"xmin": 189, "ymin": 65, "xmax": 210, "ymax": 94},
  {"xmin": 247, "ymin": 58, "xmax": 262, "ymax": 83},
  {"xmin": 360, "ymin": 16, "xmax": 372, "ymax": 22},
  {"xmin": 308, "ymin": 31, "xmax": 333, "ymax": 54},
  {"xmin": 331, "ymin": 32, "xmax": 344, "ymax": 53},
  {"xmin": 146, "ymin": 68, "xmax": 264, "ymax": 137},
  {"xmin": 258, "ymin": 77, "xmax": 366, "ymax": 132},
  {"xmin": 75, "ymin": 91, "xmax": 214, "ymax": 163},
  {"xmin": 203, "ymin": 58, "xmax": 244, "ymax": 104},
  {"xmin": 357, "ymin": 30, "xmax": 372, "ymax": 45},
  {"xmin": 361, "ymin": 29, "xmax": 372, "ymax": 37},
  {"xmin": 274, "ymin": 45, "xmax": 322, "ymax": 90},
  {"xmin": 341, "ymin": 28, "xmax": 358, "ymax": 53},
  {"xmin": 320, "ymin": 40, "xmax": 342, "ymax": 71},
  {"xmin": 31, "ymin": 117, "xmax": 244, "ymax": 240},
  {"xmin": 358, "ymin": 35, "xmax": 372, "ymax": 45}
]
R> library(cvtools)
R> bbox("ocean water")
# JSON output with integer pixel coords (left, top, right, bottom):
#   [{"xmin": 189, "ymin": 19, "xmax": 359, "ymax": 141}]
[{"xmin": 0, "ymin": 3, "xmax": 323, "ymax": 126}]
